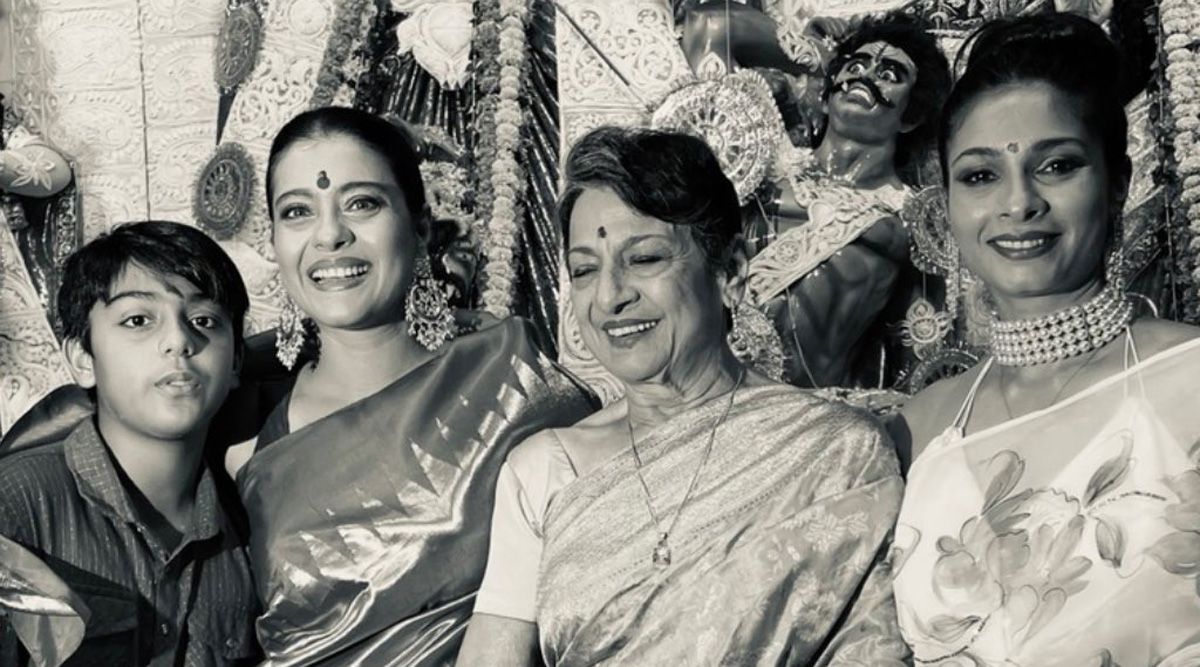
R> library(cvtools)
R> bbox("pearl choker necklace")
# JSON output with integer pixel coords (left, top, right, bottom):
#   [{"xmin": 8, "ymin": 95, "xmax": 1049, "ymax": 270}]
[{"xmin": 989, "ymin": 285, "xmax": 1134, "ymax": 367}]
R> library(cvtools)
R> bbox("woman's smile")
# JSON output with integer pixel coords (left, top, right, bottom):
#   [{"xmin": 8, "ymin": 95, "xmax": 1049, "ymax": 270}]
[
  {"xmin": 602, "ymin": 318, "xmax": 660, "ymax": 347},
  {"xmin": 306, "ymin": 257, "xmax": 373, "ymax": 291},
  {"xmin": 987, "ymin": 232, "xmax": 1060, "ymax": 260}
]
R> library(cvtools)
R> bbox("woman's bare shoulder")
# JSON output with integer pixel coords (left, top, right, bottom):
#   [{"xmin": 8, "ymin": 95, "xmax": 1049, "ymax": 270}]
[
  {"xmin": 224, "ymin": 437, "xmax": 257, "ymax": 479},
  {"xmin": 898, "ymin": 364, "xmax": 980, "ymax": 464},
  {"xmin": 1131, "ymin": 317, "xmax": 1200, "ymax": 356}
]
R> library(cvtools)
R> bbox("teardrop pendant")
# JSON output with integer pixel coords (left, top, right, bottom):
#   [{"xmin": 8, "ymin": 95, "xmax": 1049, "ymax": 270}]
[{"xmin": 652, "ymin": 532, "xmax": 671, "ymax": 568}]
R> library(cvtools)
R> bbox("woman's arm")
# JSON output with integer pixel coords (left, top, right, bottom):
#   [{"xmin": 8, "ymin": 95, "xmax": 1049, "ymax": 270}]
[
  {"xmin": 459, "ymin": 431, "xmax": 568, "ymax": 665},
  {"xmin": 458, "ymin": 614, "xmax": 539, "ymax": 667}
]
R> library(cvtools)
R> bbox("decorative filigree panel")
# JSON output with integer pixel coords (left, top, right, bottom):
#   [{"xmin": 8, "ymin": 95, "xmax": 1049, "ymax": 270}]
[
  {"xmin": 556, "ymin": 1, "xmax": 690, "ymax": 112},
  {"xmin": 76, "ymin": 168, "xmax": 146, "ymax": 239},
  {"xmin": 14, "ymin": 8, "xmax": 142, "ymax": 91},
  {"xmin": 0, "ymin": 217, "xmax": 73, "ymax": 433},
  {"xmin": 11, "ymin": 0, "xmax": 148, "ymax": 235},
  {"xmin": 146, "ymin": 123, "xmax": 221, "ymax": 221},
  {"xmin": 141, "ymin": 0, "xmax": 223, "ymax": 36},
  {"xmin": 142, "ymin": 36, "xmax": 221, "ymax": 127}
]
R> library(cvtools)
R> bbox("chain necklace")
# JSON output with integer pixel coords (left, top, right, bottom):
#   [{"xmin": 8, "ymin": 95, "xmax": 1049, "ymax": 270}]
[
  {"xmin": 626, "ymin": 368, "xmax": 746, "ymax": 569},
  {"xmin": 998, "ymin": 342, "xmax": 1103, "ymax": 420}
]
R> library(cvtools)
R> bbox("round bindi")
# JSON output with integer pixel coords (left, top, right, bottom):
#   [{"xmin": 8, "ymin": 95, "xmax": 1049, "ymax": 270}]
[
  {"xmin": 316, "ymin": 170, "xmax": 330, "ymax": 189},
  {"xmin": 598, "ymin": 226, "xmax": 607, "ymax": 239},
  {"xmin": 1006, "ymin": 142, "xmax": 1020, "ymax": 154}
]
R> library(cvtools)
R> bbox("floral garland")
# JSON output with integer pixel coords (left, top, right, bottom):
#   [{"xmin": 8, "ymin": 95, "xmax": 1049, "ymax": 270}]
[
  {"xmin": 1161, "ymin": 0, "xmax": 1200, "ymax": 318},
  {"xmin": 473, "ymin": 0, "xmax": 529, "ymax": 318},
  {"xmin": 311, "ymin": 0, "xmax": 376, "ymax": 108}
]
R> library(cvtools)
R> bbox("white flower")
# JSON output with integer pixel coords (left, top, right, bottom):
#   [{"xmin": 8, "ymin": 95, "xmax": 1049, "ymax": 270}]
[{"xmin": 394, "ymin": 2, "xmax": 474, "ymax": 90}]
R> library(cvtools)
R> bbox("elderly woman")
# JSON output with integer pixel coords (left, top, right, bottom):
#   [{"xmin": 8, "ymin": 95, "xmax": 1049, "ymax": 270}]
[
  {"xmin": 224, "ymin": 107, "xmax": 595, "ymax": 665},
  {"xmin": 458, "ymin": 126, "xmax": 908, "ymax": 665},
  {"xmin": 891, "ymin": 15, "xmax": 1200, "ymax": 666}
]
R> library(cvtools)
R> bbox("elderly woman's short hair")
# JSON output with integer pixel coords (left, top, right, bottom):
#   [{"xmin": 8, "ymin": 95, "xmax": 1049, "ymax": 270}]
[{"xmin": 558, "ymin": 126, "xmax": 741, "ymax": 272}]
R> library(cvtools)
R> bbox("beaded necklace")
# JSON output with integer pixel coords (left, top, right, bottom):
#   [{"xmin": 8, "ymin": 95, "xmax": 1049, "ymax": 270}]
[{"xmin": 989, "ymin": 284, "xmax": 1134, "ymax": 367}]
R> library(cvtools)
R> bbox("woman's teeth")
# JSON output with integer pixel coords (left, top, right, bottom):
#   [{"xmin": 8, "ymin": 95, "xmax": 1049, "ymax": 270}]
[
  {"xmin": 608, "ymin": 321, "xmax": 657, "ymax": 337},
  {"xmin": 994, "ymin": 238, "xmax": 1049, "ymax": 250},
  {"xmin": 311, "ymin": 265, "xmax": 368, "ymax": 280}
]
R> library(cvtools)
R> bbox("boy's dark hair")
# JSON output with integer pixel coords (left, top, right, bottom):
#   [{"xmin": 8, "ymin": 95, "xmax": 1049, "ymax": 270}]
[
  {"xmin": 57, "ymin": 220, "xmax": 250, "ymax": 353},
  {"xmin": 558, "ymin": 126, "xmax": 741, "ymax": 274}
]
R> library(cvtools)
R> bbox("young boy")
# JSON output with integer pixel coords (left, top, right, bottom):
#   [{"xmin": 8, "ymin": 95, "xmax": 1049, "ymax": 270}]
[{"xmin": 0, "ymin": 221, "xmax": 260, "ymax": 666}]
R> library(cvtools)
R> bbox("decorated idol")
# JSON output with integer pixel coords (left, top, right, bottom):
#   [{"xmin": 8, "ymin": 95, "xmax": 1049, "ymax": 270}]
[
  {"xmin": 747, "ymin": 14, "xmax": 952, "ymax": 389},
  {"xmin": 659, "ymin": 4, "xmax": 953, "ymax": 391}
]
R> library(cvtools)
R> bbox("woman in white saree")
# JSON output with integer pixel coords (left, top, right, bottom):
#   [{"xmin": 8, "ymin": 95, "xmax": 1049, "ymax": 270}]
[{"xmin": 891, "ymin": 14, "xmax": 1200, "ymax": 667}]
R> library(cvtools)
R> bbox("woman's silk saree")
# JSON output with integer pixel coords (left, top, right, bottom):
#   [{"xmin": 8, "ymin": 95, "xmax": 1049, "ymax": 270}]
[
  {"xmin": 238, "ymin": 318, "xmax": 596, "ymax": 666},
  {"xmin": 537, "ymin": 385, "xmax": 909, "ymax": 666}
]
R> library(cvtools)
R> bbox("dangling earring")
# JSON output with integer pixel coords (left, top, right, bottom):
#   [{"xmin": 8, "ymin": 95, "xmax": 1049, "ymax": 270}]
[
  {"xmin": 406, "ymin": 254, "xmax": 457, "ymax": 352},
  {"xmin": 275, "ymin": 293, "xmax": 306, "ymax": 370},
  {"xmin": 1105, "ymin": 215, "xmax": 1127, "ymax": 291},
  {"xmin": 727, "ymin": 301, "xmax": 785, "ymax": 381}
]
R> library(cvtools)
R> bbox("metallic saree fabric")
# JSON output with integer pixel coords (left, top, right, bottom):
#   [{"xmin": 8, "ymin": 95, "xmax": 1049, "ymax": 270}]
[
  {"xmin": 537, "ymin": 385, "xmax": 910, "ymax": 666},
  {"xmin": 236, "ymin": 318, "xmax": 596, "ymax": 666},
  {"xmin": 0, "ymin": 535, "xmax": 88, "ymax": 667}
]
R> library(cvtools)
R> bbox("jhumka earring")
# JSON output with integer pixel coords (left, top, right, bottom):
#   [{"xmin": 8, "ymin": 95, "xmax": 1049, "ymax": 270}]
[
  {"xmin": 727, "ymin": 301, "xmax": 785, "ymax": 381},
  {"xmin": 406, "ymin": 254, "xmax": 458, "ymax": 352},
  {"xmin": 275, "ymin": 293, "xmax": 306, "ymax": 370}
]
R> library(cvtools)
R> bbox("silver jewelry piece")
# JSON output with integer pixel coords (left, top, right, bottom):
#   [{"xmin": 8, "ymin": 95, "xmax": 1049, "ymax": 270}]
[
  {"xmin": 627, "ymin": 368, "xmax": 746, "ymax": 568},
  {"xmin": 405, "ymin": 255, "xmax": 457, "ymax": 352}
]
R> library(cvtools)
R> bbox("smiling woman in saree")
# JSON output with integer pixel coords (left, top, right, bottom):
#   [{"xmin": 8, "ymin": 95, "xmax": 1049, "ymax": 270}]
[
  {"xmin": 458, "ymin": 126, "xmax": 909, "ymax": 665},
  {"xmin": 891, "ymin": 15, "xmax": 1200, "ymax": 666},
  {"xmin": 224, "ymin": 107, "xmax": 596, "ymax": 666}
]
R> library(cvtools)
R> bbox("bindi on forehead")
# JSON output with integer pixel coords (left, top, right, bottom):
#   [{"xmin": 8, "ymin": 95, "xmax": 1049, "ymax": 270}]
[
  {"xmin": 598, "ymin": 226, "xmax": 607, "ymax": 239},
  {"xmin": 316, "ymin": 170, "xmax": 330, "ymax": 189},
  {"xmin": 1007, "ymin": 142, "xmax": 1020, "ymax": 154}
]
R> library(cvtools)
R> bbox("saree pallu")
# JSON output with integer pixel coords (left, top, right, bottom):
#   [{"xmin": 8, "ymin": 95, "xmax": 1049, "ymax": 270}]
[
  {"xmin": 537, "ymin": 385, "xmax": 909, "ymax": 666},
  {"xmin": 0, "ymin": 535, "xmax": 88, "ymax": 667},
  {"xmin": 893, "ymin": 338, "xmax": 1200, "ymax": 666},
  {"xmin": 236, "ymin": 318, "xmax": 596, "ymax": 666}
]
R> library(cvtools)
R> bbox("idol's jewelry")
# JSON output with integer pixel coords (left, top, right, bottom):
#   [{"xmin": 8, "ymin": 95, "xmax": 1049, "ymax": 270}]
[
  {"xmin": 626, "ymin": 367, "xmax": 746, "ymax": 568},
  {"xmin": 989, "ymin": 283, "xmax": 1134, "ymax": 367},
  {"xmin": 405, "ymin": 254, "xmax": 457, "ymax": 352}
]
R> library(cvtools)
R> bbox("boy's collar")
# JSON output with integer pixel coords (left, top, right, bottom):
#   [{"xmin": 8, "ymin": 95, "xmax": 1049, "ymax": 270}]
[{"xmin": 64, "ymin": 419, "xmax": 224, "ymax": 547}]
